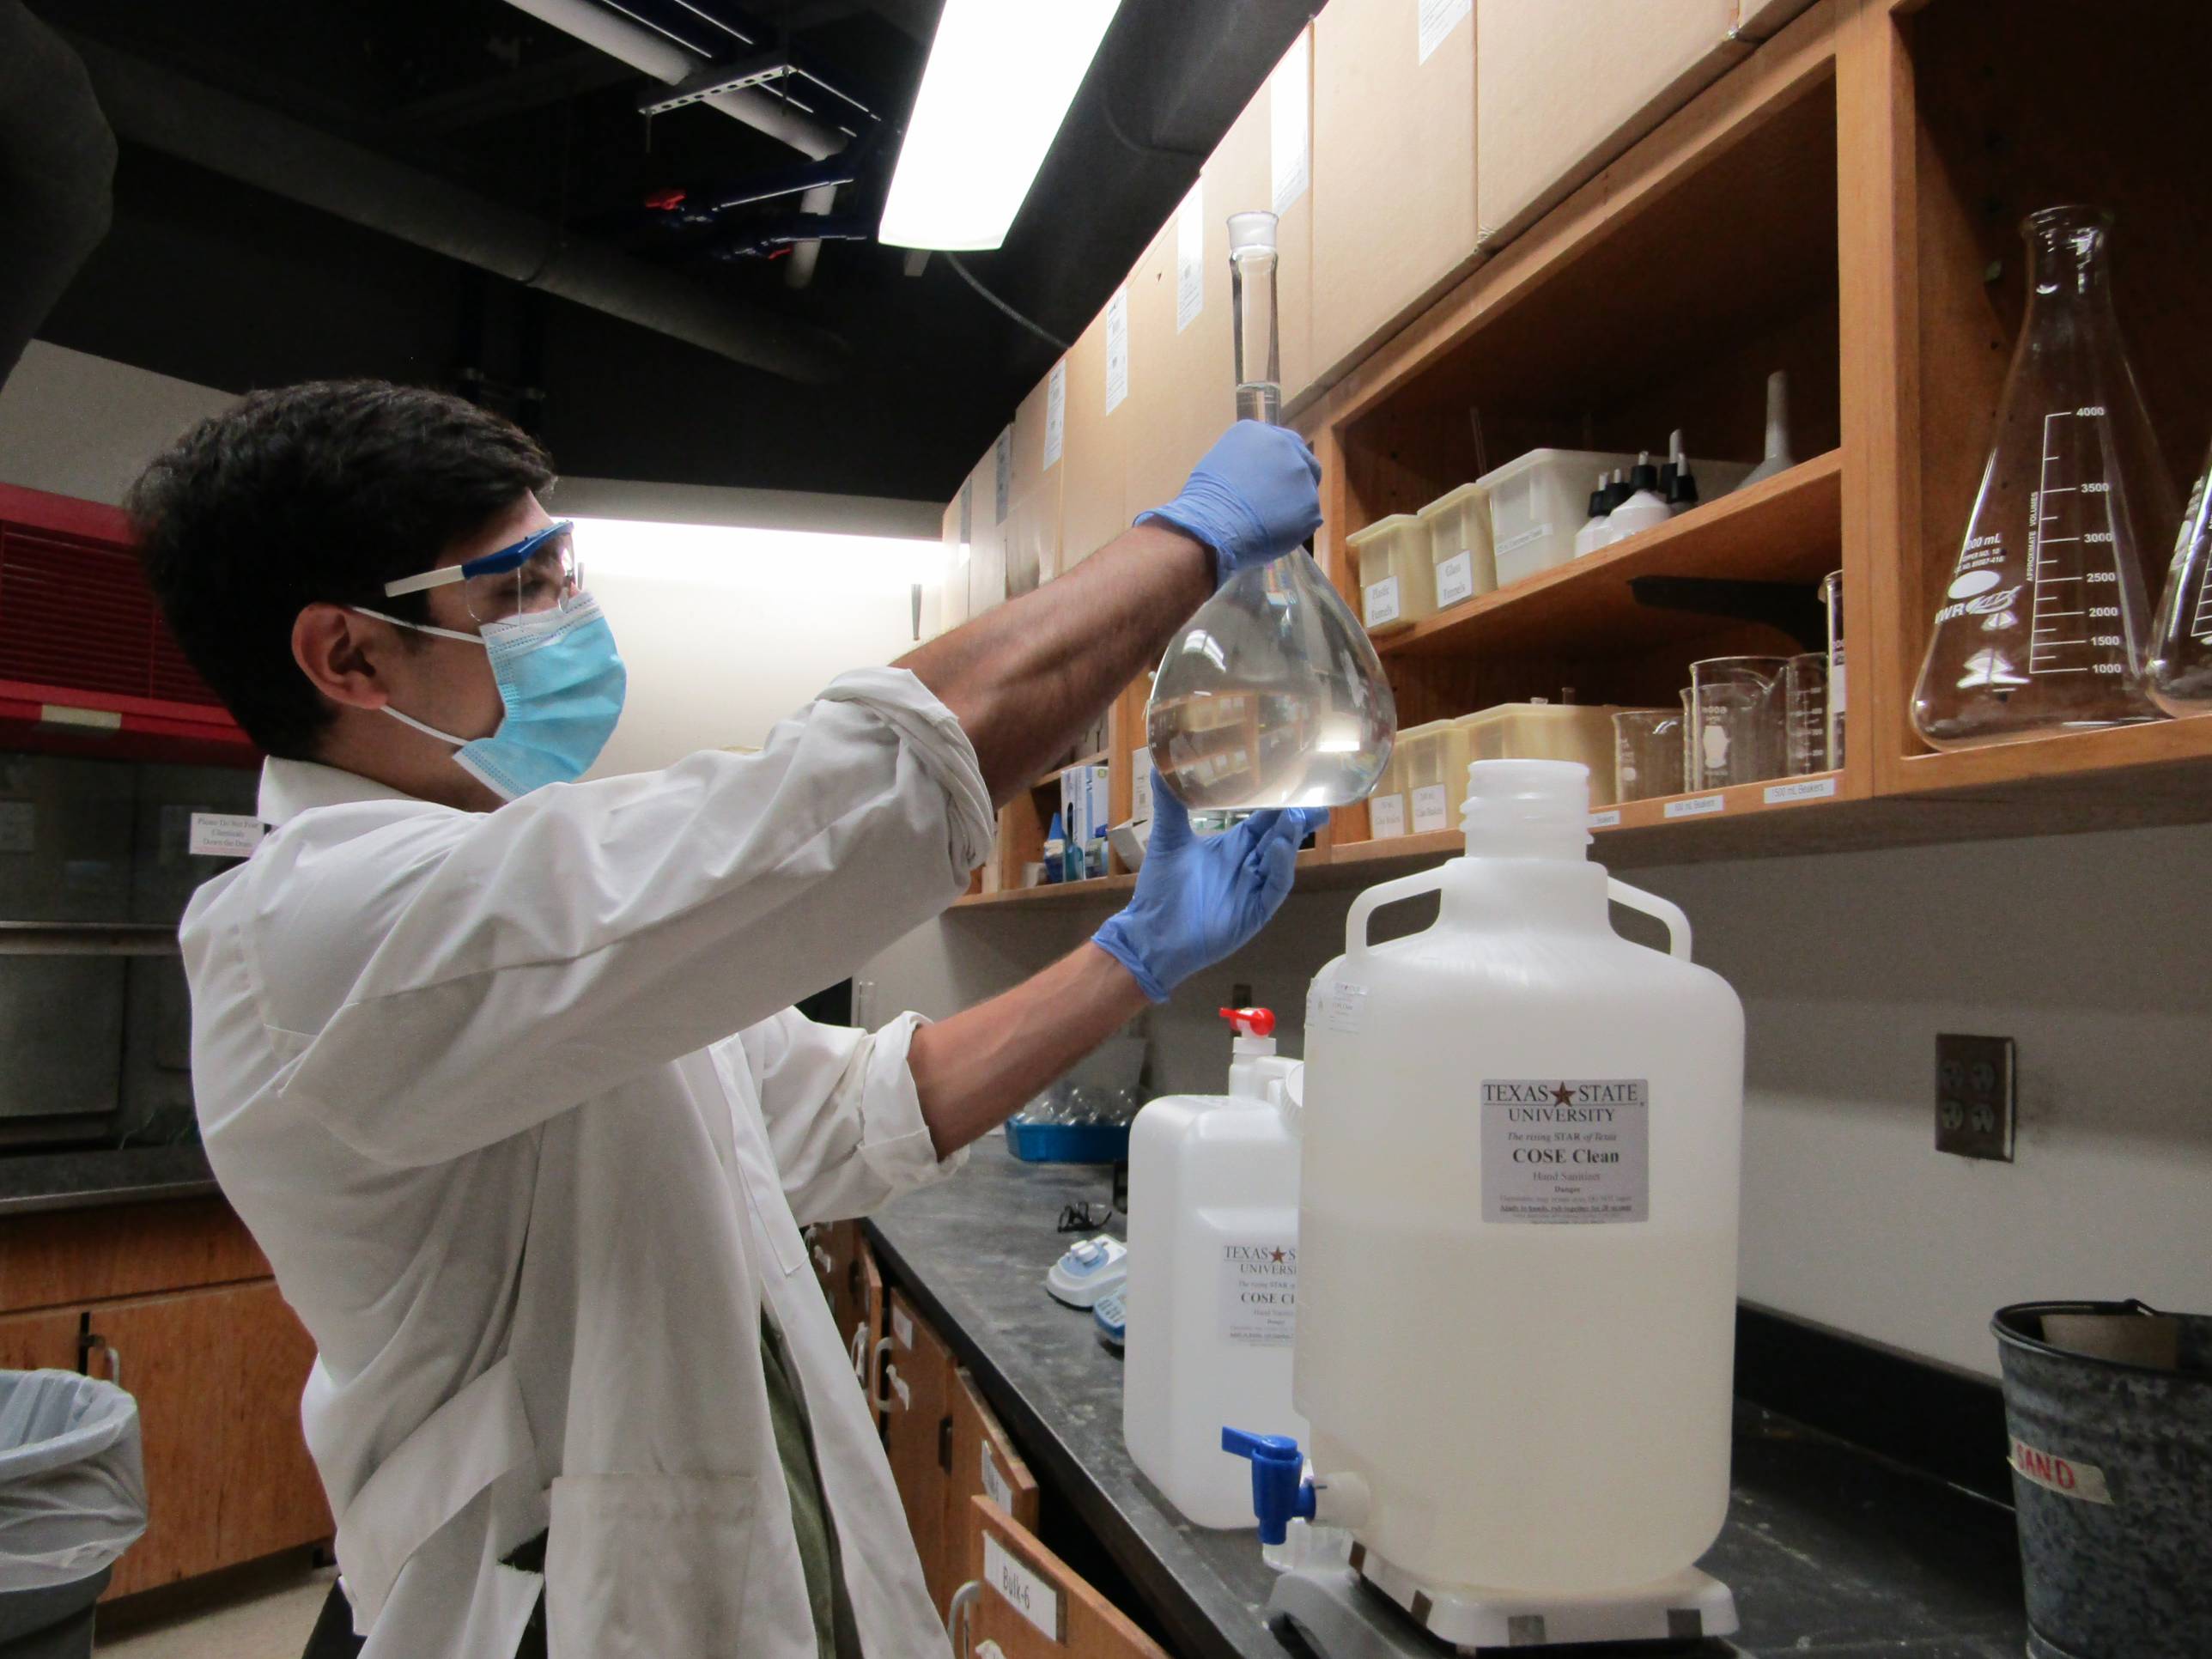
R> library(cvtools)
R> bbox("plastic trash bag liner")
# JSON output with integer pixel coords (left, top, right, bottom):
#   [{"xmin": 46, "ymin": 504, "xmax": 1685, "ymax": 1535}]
[{"xmin": 0, "ymin": 1371, "xmax": 146, "ymax": 1590}]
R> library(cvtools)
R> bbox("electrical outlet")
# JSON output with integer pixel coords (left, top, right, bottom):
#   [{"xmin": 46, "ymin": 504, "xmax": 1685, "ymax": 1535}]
[{"xmin": 1936, "ymin": 1033, "xmax": 2015, "ymax": 1161}]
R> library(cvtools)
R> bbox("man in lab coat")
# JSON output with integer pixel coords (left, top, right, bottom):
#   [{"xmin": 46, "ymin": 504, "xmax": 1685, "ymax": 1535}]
[{"xmin": 128, "ymin": 380, "xmax": 1324, "ymax": 1659}]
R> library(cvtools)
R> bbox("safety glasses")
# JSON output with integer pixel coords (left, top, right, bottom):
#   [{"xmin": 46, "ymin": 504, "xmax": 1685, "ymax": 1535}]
[{"xmin": 383, "ymin": 520, "xmax": 582, "ymax": 624}]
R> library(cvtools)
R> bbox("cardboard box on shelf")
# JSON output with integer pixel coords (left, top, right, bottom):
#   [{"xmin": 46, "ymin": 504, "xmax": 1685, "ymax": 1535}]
[
  {"xmin": 1735, "ymin": 0, "xmax": 1815, "ymax": 40},
  {"xmin": 1476, "ymin": 0, "xmax": 1746, "ymax": 252},
  {"xmin": 1267, "ymin": 26, "xmax": 1316, "ymax": 405},
  {"xmin": 940, "ymin": 489, "xmax": 969, "ymax": 634},
  {"xmin": 1008, "ymin": 370, "xmax": 1065, "ymax": 584},
  {"xmin": 1312, "ymin": 0, "xmax": 1482, "ymax": 392},
  {"xmin": 963, "ymin": 447, "xmax": 1005, "ymax": 617},
  {"xmin": 1059, "ymin": 309, "xmax": 1126, "ymax": 570}
]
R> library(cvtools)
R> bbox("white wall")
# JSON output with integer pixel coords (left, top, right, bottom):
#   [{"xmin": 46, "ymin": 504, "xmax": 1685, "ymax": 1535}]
[
  {"xmin": 860, "ymin": 821, "xmax": 2212, "ymax": 1379},
  {"xmin": 0, "ymin": 342, "xmax": 233, "ymax": 502}
]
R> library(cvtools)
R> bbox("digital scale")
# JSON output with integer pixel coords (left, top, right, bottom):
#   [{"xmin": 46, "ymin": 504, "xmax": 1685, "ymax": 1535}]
[{"xmin": 1267, "ymin": 1548, "xmax": 1746, "ymax": 1658}]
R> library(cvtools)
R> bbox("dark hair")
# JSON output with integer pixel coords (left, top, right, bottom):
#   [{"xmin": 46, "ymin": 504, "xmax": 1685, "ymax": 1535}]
[{"xmin": 127, "ymin": 380, "xmax": 555, "ymax": 758}]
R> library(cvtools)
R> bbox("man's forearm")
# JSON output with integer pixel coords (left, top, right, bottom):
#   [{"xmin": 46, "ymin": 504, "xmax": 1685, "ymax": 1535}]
[
  {"xmin": 897, "ymin": 521, "xmax": 1211, "ymax": 806},
  {"xmin": 907, "ymin": 944, "xmax": 1149, "ymax": 1159}
]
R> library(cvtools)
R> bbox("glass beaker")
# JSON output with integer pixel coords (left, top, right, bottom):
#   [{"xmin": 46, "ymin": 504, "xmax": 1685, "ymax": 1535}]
[
  {"xmin": 1680, "ymin": 688, "xmax": 1699, "ymax": 789},
  {"xmin": 2147, "ymin": 439, "xmax": 2212, "ymax": 716},
  {"xmin": 1612, "ymin": 708, "xmax": 1685, "ymax": 803},
  {"xmin": 1690, "ymin": 656, "xmax": 1788, "ymax": 789},
  {"xmin": 1148, "ymin": 210, "xmax": 1397, "ymax": 810},
  {"xmin": 1783, "ymin": 652, "xmax": 1829, "ymax": 775},
  {"xmin": 1911, "ymin": 208, "xmax": 2178, "ymax": 750},
  {"xmin": 1821, "ymin": 569, "xmax": 1846, "ymax": 768}
]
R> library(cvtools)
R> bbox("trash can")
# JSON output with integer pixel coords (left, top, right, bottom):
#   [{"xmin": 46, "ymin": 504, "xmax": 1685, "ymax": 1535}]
[
  {"xmin": 1993, "ymin": 1300, "xmax": 2212, "ymax": 1659},
  {"xmin": 0, "ymin": 1370, "xmax": 147, "ymax": 1659}
]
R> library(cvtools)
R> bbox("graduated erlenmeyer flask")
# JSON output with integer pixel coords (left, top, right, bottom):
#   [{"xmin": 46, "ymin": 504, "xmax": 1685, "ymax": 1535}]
[
  {"xmin": 2146, "ymin": 441, "xmax": 2212, "ymax": 716},
  {"xmin": 1147, "ymin": 210, "xmax": 1396, "ymax": 811},
  {"xmin": 1911, "ymin": 207, "xmax": 2178, "ymax": 750}
]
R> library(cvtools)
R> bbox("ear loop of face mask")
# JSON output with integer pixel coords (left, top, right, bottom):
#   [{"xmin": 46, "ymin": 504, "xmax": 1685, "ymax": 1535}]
[{"xmin": 350, "ymin": 605, "xmax": 488, "ymax": 749}]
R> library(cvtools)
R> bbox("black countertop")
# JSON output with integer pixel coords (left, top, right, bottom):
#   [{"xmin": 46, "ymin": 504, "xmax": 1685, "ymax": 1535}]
[
  {"xmin": 866, "ymin": 1139, "xmax": 2028, "ymax": 1659},
  {"xmin": 0, "ymin": 1144, "xmax": 217, "ymax": 1216}
]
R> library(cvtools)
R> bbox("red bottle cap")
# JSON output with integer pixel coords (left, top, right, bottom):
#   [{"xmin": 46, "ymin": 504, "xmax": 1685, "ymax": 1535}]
[{"xmin": 1218, "ymin": 1006, "xmax": 1275, "ymax": 1038}]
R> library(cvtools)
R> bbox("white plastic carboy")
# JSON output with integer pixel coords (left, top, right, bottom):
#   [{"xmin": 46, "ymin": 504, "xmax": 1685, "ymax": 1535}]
[
  {"xmin": 1125, "ymin": 1007, "xmax": 1306, "ymax": 1528},
  {"xmin": 1226, "ymin": 760, "xmax": 1747, "ymax": 1650}
]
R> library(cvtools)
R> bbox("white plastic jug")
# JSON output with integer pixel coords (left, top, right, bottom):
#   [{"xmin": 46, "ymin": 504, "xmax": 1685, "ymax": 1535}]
[
  {"xmin": 1296, "ymin": 759, "xmax": 1744, "ymax": 1596},
  {"xmin": 1124, "ymin": 1008, "xmax": 1307, "ymax": 1528}
]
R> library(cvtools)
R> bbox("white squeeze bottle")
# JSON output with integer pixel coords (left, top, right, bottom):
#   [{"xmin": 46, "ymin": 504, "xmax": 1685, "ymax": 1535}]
[
  {"xmin": 1291, "ymin": 759, "xmax": 1744, "ymax": 1595},
  {"xmin": 1124, "ymin": 1007, "xmax": 1306, "ymax": 1528}
]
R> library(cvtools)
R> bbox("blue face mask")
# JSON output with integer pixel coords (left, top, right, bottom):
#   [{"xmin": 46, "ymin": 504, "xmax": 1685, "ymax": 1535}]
[{"xmin": 355, "ymin": 593, "xmax": 628, "ymax": 800}]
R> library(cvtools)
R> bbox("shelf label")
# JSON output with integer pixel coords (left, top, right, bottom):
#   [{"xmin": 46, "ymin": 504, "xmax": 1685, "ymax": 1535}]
[
  {"xmin": 1435, "ymin": 550, "xmax": 1476, "ymax": 607},
  {"xmin": 1587, "ymin": 809, "xmax": 1621, "ymax": 829},
  {"xmin": 981, "ymin": 1445, "xmax": 1014, "ymax": 1512},
  {"xmin": 1763, "ymin": 775, "xmax": 1838, "ymax": 805},
  {"xmin": 1368, "ymin": 793, "xmax": 1406, "ymax": 839},
  {"xmin": 1269, "ymin": 30, "xmax": 1309, "ymax": 215},
  {"xmin": 1175, "ymin": 179, "xmax": 1205, "ymax": 333},
  {"xmin": 1364, "ymin": 575, "xmax": 1401, "ymax": 627},
  {"xmin": 985, "ymin": 1534, "xmax": 1064, "ymax": 1641},
  {"xmin": 892, "ymin": 1306, "xmax": 915, "ymax": 1349},
  {"xmin": 1411, "ymin": 783, "xmax": 1450, "ymax": 835},
  {"xmin": 188, "ymin": 812, "xmax": 264, "ymax": 859},
  {"xmin": 1042, "ymin": 360, "xmax": 1065, "ymax": 470},
  {"xmin": 1418, "ymin": 0, "xmax": 1472, "ymax": 63},
  {"xmin": 1103, "ymin": 287, "xmax": 1129, "ymax": 415},
  {"xmin": 1662, "ymin": 794, "xmax": 1726, "ymax": 819}
]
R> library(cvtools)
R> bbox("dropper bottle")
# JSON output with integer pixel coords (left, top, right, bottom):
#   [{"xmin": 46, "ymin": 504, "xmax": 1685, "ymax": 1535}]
[
  {"xmin": 1604, "ymin": 451, "xmax": 1673, "ymax": 543},
  {"xmin": 1665, "ymin": 428, "xmax": 1699, "ymax": 514},
  {"xmin": 1572, "ymin": 472, "xmax": 1612, "ymax": 557}
]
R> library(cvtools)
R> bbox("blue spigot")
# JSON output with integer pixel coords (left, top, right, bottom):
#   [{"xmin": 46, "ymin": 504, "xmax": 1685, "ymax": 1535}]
[{"xmin": 1221, "ymin": 1426, "xmax": 1315, "ymax": 1545}]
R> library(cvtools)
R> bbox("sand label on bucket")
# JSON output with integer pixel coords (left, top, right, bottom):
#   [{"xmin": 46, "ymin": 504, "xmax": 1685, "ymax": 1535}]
[
  {"xmin": 2010, "ymin": 1437, "xmax": 2113, "ymax": 1504},
  {"xmin": 1480, "ymin": 1079, "xmax": 1650, "ymax": 1223}
]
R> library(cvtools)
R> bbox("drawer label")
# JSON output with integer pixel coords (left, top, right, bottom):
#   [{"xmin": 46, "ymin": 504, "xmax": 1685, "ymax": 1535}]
[
  {"xmin": 1368, "ymin": 792, "xmax": 1407, "ymax": 839},
  {"xmin": 1218, "ymin": 1236, "xmax": 1298, "ymax": 1347},
  {"xmin": 1435, "ymin": 550, "xmax": 1476, "ymax": 607},
  {"xmin": 1411, "ymin": 783, "xmax": 1451, "ymax": 835},
  {"xmin": 985, "ymin": 1533, "xmax": 1064, "ymax": 1641},
  {"xmin": 1364, "ymin": 575, "xmax": 1401, "ymax": 627},
  {"xmin": 1763, "ymin": 775, "xmax": 1838, "ymax": 805},
  {"xmin": 2010, "ymin": 1437, "xmax": 2112, "ymax": 1504},
  {"xmin": 1481, "ymin": 1079, "xmax": 1650, "ymax": 1224},
  {"xmin": 981, "ymin": 1445, "xmax": 1014, "ymax": 1512},
  {"xmin": 892, "ymin": 1306, "xmax": 915, "ymax": 1349},
  {"xmin": 1663, "ymin": 793, "xmax": 1726, "ymax": 819}
]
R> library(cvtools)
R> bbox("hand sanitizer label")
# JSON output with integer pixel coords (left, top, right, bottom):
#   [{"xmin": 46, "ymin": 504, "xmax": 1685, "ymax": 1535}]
[
  {"xmin": 1480, "ymin": 1079, "xmax": 1650, "ymax": 1223},
  {"xmin": 1218, "ymin": 1237, "xmax": 1298, "ymax": 1346}
]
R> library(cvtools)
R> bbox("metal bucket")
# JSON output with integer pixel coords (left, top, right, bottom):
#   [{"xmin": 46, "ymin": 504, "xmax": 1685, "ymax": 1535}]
[{"xmin": 1992, "ymin": 1300, "xmax": 2212, "ymax": 1659}]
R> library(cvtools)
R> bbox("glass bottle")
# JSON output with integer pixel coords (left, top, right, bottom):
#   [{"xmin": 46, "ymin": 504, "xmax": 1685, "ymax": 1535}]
[
  {"xmin": 2146, "ymin": 440, "xmax": 2212, "ymax": 716},
  {"xmin": 1147, "ymin": 211, "xmax": 1396, "ymax": 811},
  {"xmin": 1911, "ymin": 208, "xmax": 2177, "ymax": 750}
]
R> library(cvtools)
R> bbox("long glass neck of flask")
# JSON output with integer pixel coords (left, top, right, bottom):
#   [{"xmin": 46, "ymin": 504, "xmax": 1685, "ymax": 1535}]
[{"xmin": 1231, "ymin": 248, "xmax": 1282, "ymax": 427}]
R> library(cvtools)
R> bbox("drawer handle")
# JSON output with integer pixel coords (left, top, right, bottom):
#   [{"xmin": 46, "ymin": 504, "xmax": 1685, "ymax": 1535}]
[
  {"xmin": 82, "ymin": 1334, "xmax": 121, "ymax": 1389},
  {"xmin": 945, "ymin": 1579, "xmax": 980, "ymax": 1656},
  {"xmin": 870, "ymin": 1339, "xmax": 897, "ymax": 1413}
]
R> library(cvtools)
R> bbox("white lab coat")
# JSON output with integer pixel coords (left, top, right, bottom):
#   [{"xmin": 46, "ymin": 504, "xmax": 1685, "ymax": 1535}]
[{"xmin": 179, "ymin": 666, "xmax": 996, "ymax": 1659}]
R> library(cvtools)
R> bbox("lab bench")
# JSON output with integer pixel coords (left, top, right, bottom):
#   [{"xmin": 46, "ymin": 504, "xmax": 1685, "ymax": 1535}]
[
  {"xmin": 0, "ymin": 1144, "xmax": 217, "ymax": 1217},
  {"xmin": 858, "ymin": 1138, "xmax": 2030, "ymax": 1659}
]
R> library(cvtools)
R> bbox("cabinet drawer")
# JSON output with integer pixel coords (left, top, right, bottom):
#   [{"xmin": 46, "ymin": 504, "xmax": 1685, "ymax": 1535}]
[
  {"xmin": 957, "ymin": 1498, "xmax": 1167, "ymax": 1659},
  {"xmin": 882, "ymin": 1290, "xmax": 959, "ymax": 1613}
]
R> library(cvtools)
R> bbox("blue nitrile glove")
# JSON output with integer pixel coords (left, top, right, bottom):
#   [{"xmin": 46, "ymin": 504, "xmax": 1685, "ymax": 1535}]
[
  {"xmin": 1091, "ymin": 781, "xmax": 1324, "ymax": 1003},
  {"xmin": 1135, "ymin": 421, "xmax": 1323, "ymax": 585}
]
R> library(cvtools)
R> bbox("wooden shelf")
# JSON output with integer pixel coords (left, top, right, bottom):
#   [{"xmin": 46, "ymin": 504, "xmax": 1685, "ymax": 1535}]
[
  {"xmin": 1380, "ymin": 451, "xmax": 1842, "ymax": 661},
  {"xmin": 953, "ymin": 849, "xmax": 1329, "ymax": 910}
]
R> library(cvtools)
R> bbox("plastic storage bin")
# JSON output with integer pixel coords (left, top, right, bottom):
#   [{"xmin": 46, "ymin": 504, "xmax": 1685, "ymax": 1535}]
[
  {"xmin": 1419, "ymin": 483, "xmax": 1496, "ymax": 611},
  {"xmin": 1462, "ymin": 702, "xmax": 1622, "ymax": 800},
  {"xmin": 1396, "ymin": 719, "xmax": 1474, "ymax": 836},
  {"xmin": 1477, "ymin": 448, "xmax": 1638, "ymax": 586},
  {"xmin": 1365, "ymin": 739, "xmax": 1407, "ymax": 840},
  {"xmin": 1346, "ymin": 514, "xmax": 1435, "ymax": 634}
]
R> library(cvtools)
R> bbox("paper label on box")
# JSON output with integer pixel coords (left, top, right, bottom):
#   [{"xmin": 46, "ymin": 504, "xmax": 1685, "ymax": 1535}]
[
  {"xmin": 1322, "ymin": 982, "xmax": 1367, "ymax": 1034},
  {"xmin": 1218, "ymin": 1237, "xmax": 1297, "ymax": 1347},
  {"xmin": 1763, "ymin": 775, "xmax": 1838, "ymax": 805},
  {"xmin": 1418, "ymin": 0, "xmax": 1472, "ymax": 63},
  {"xmin": 1364, "ymin": 575, "xmax": 1401, "ymax": 627},
  {"xmin": 1482, "ymin": 1079, "xmax": 1649, "ymax": 1223},
  {"xmin": 1663, "ymin": 793, "xmax": 1726, "ymax": 819},
  {"xmin": 1587, "ymin": 809, "xmax": 1621, "ymax": 829},
  {"xmin": 188, "ymin": 812, "xmax": 264, "ymax": 860},
  {"xmin": 1175, "ymin": 179, "xmax": 1205, "ymax": 333},
  {"xmin": 0, "ymin": 800, "xmax": 33, "ymax": 854},
  {"xmin": 1269, "ymin": 31, "xmax": 1310, "ymax": 215},
  {"xmin": 1043, "ymin": 360, "xmax": 1066, "ymax": 470},
  {"xmin": 1368, "ymin": 792, "xmax": 1406, "ymax": 839},
  {"xmin": 891, "ymin": 1306, "xmax": 915, "ymax": 1349},
  {"xmin": 981, "ymin": 1445, "xmax": 1014, "ymax": 1512},
  {"xmin": 1411, "ymin": 782, "xmax": 1450, "ymax": 834},
  {"xmin": 2009, "ymin": 1437, "xmax": 2113, "ymax": 1504},
  {"xmin": 1103, "ymin": 287, "xmax": 1130, "ymax": 415},
  {"xmin": 1435, "ymin": 550, "xmax": 1476, "ymax": 607},
  {"xmin": 985, "ymin": 1534, "xmax": 1062, "ymax": 1641}
]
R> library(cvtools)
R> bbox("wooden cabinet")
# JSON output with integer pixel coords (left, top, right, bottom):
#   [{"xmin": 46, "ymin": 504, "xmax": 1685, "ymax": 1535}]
[
  {"xmin": 0, "ymin": 1199, "xmax": 332, "ymax": 1601},
  {"xmin": 852, "ymin": 1233, "xmax": 885, "ymax": 1413},
  {"xmin": 946, "ymin": 1368, "xmax": 1040, "ymax": 1604},
  {"xmin": 881, "ymin": 1290, "xmax": 958, "ymax": 1613},
  {"xmin": 958, "ymin": 1498, "xmax": 1168, "ymax": 1659}
]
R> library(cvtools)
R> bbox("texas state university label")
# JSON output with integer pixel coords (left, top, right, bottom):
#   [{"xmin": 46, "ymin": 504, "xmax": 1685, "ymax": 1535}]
[{"xmin": 1480, "ymin": 1079, "xmax": 1650, "ymax": 1223}]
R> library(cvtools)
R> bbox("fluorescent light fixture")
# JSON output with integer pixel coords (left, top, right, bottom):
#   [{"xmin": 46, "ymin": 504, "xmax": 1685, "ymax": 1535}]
[
  {"xmin": 574, "ymin": 518, "xmax": 942, "ymax": 594},
  {"xmin": 878, "ymin": 0, "xmax": 1121, "ymax": 251}
]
